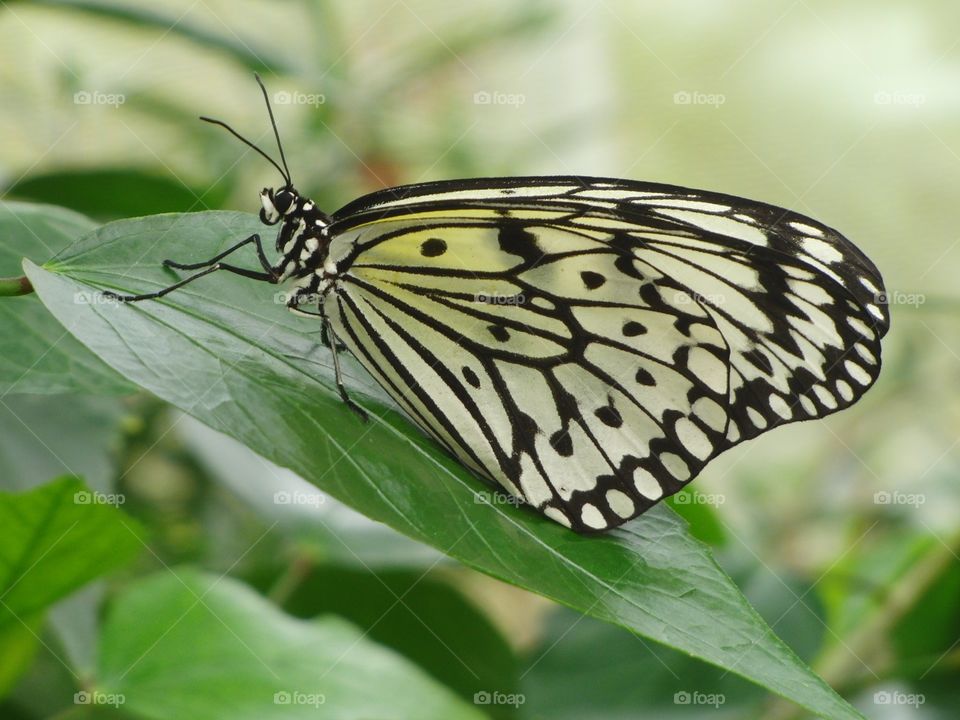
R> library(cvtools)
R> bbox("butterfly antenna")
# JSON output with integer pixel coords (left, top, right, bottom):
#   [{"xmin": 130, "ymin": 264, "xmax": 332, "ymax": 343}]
[
  {"xmin": 199, "ymin": 115, "xmax": 290, "ymax": 185},
  {"xmin": 254, "ymin": 73, "xmax": 293, "ymax": 188}
]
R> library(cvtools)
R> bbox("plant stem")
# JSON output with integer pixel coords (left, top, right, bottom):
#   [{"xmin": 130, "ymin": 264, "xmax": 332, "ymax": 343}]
[{"xmin": 0, "ymin": 275, "xmax": 33, "ymax": 296}]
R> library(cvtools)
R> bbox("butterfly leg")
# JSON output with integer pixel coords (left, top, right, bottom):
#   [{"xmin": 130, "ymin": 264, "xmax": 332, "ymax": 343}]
[
  {"xmin": 103, "ymin": 262, "xmax": 274, "ymax": 302},
  {"xmin": 287, "ymin": 292, "xmax": 368, "ymax": 421},
  {"xmin": 164, "ymin": 233, "xmax": 275, "ymax": 275},
  {"xmin": 324, "ymin": 317, "xmax": 368, "ymax": 422}
]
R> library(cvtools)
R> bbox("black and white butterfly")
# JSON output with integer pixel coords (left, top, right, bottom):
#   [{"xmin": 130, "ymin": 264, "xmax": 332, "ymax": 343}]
[{"xmin": 109, "ymin": 77, "xmax": 889, "ymax": 532}]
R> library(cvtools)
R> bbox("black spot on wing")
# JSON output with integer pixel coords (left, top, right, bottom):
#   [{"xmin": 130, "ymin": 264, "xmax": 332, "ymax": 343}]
[
  {"xmin": 462, "ymin": 366, "xmax": 480, "ymax": 388},
  {"xmin": 622, "ymin": 321, "xmax": 647, "ymax": 337},
  {"xmin": 581, "ymin": 271, "xmax": 606, "ymax": 289},
  {"xmin": 420, "ymin": 237, "xmax": 447, "ymax": 257},
  {"xmin": 549, "ymin": 429, "xmax": 574, "ymax": 457}
]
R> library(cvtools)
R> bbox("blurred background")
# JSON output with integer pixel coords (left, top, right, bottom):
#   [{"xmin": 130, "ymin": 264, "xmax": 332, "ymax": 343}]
[{"xmin": 1, "ymin": 1, "xmax": 958, "ymax": 718}]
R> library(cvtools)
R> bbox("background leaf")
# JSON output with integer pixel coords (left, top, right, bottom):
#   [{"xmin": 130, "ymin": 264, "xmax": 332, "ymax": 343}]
[
  {"xmin": 274, "ymin": 567, "xmax": 521, "ymax": 717},
  {"xmin": 0, "ymin": 201, "xmax": 133, "ymax": 395},
  {"xmin": 7, "ymin": 169, "xmax": 231, "ymax": 221},
  {"xmin": 97, "ymin": 568, "xmax": 484, "ymax": 719},
  {"xmin": 26, "ymin": 212, "xmax": 865, "ymax": 720},
  {"xmin": 0, "ymin": 394, "xmax": 127, "ymax": 493},
  {"xmin": 0, "ymin": 477, "xmax": 143, "ymax": 697},
  {"xmin": 0, "ymin": 477, "xmax": 142, "ymax": 627}
]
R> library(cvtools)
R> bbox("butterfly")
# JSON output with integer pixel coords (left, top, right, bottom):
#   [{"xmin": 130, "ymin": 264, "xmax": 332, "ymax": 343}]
[{"xmin": 107, "ymin": 76, "xmax": 889, "ymax": 532}]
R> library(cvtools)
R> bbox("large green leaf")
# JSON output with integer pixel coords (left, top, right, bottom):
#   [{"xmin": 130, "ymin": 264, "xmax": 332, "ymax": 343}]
[
  {"xmin": 521, "ymin": 563, "xmax": 826, "ymax": 719},
  {"xmin": 0, "ymin": 201, "xmax": 133, "ymax": 394},
  {"xmin": 7, "ymin": 169, "xmax": 231, "ymax": 221},
  {"xmin": 96, "ymin": 569, "xmax": 483, "ymax": 720},
  {"xmin": 0, "ymin": 477, "xmax": 142, "ymax": 628},
  {"xmin": 177, "ymin": 414, "xmax": 444, "ymax": 569},
  {"xmin": 0, "ymin": 477, "xmax": 143, "ymax": 696},
  {"xmin": 26, "ymin": 211, "xmax": 865, "ymax": 719},
  {"xmin": 276, "ymin": 567, "xmax": 521, "ymax": 718}
]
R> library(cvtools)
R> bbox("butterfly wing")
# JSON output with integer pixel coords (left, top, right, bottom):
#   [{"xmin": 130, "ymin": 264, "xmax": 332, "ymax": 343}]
[{"xmin": 322, "ymin": 176, "xmax": 888, "ymax": 531}]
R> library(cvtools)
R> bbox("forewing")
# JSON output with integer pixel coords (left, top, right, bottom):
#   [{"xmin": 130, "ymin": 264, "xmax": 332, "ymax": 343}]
[{"xmin": 324, "ymin": 177, "xmax": 887, "ymax": 530}]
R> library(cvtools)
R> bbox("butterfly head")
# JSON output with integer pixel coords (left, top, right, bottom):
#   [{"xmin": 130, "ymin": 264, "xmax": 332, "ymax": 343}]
[{"xmin": 259, "ymin": 186, "xmax": 300, "ymax": 225}]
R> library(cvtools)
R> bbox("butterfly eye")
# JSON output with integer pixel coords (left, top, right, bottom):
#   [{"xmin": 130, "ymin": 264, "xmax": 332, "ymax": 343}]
[
  {"xmin": 259, "ymin": 189, "xmax": 281, "ymax": 225},
  {"xmin": 273, "ymin": 189, "xmax": 297, "ymax": 215}
]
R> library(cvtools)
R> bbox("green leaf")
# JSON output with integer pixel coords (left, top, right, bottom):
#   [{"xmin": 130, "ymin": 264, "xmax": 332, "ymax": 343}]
[
  {"xmin": 0, "ymin": 477, "xmax": 142, "ymax": 628},
  {"xmin": 523, "ymin": 608, "xmax": 760, "ymax": 719},
  {"xmin": 277, "ymin": 567, "xmax": 520, "ymax": 717},
  {"xmin": 26, "ymin": 211, "xmax": 865, "ymax": 719},
  {"xmin": 97, "ymin": 569, "xmax": 484, "ymax": 719},
  {"xmin": 7, "ymin": 169, "xmax": 231, "ymax": 221},
  {"xmin": 665, "ymin": 487, "xmax": 727, "ymax": 546},
  {"xmin": 0, "ymin": 615, "xmax": 42, "ymax": 697},
  {"xmin": 521, "ymin": 564, "xmax": 826, "ymax": 719},
  {"xmin": 0, "ymin": 477, "xmax": 143, "ymax": 696},
  {"xmin": 0, "ymin": 201, "xmax": 134, "ymax": 395},
  {"xmin": 178, "ymin": 414, "xmax": 444, "ymax": 569}
]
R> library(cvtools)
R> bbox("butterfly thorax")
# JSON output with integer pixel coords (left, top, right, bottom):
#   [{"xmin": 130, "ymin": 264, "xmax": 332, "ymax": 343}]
[
  {"xmin": 259, "ymin": 189, "xmax": 341, "ymax": 313},
  {"xmin": 260, "ymin": 190, "xmax": 333, "ymax": 282}
]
